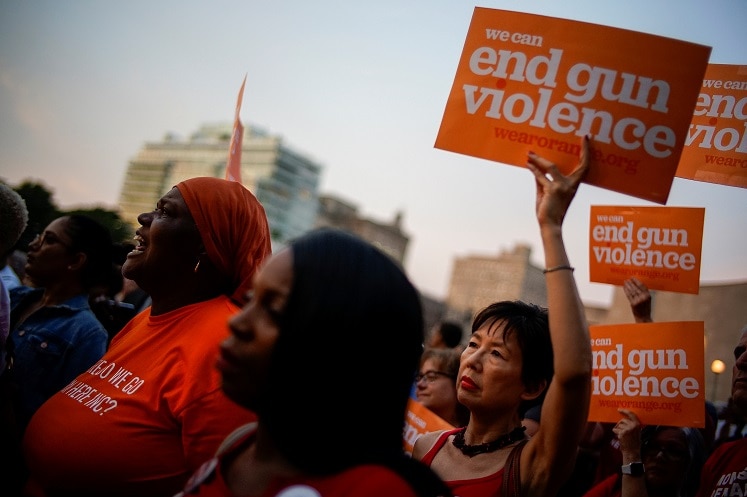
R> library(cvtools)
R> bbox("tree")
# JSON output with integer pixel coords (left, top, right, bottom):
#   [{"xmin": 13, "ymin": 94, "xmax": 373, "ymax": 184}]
[
  {"xmin": 63, "ymin": 207, "xmax": 134, "ymax": 244},
  {"xmin": 9, "ymin": 180, "xmax": 133, "ymax": 250},
  {"xmin": 12, "ymin": 180, "xmax": 61, "ymax": 250}
]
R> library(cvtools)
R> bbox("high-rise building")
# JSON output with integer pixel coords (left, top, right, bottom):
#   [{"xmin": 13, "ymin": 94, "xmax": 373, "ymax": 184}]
[
  {"xmin": 118, "ymin": 123, "xmax": 322, "ymax": 247},
  {"xmin": 445, "ymin": 243, "xmax": 547, "ymax": 317}
]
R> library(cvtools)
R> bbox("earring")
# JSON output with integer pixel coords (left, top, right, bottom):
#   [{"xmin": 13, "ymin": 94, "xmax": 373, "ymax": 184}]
[{"xmin": 193, "ymin": 259, "xmax": 201, "ymax": 273}]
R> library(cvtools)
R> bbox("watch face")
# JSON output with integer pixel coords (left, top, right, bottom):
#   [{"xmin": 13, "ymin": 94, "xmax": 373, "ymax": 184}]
[{"xmin": 622, "ymin": 462, "xmax": 645, "ymax": 476}]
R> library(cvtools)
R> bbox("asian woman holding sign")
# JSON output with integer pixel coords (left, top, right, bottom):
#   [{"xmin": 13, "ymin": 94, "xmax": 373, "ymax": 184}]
[{"xmin": 413, "ymin": 136, "xmax": 593, "ymax": 497}]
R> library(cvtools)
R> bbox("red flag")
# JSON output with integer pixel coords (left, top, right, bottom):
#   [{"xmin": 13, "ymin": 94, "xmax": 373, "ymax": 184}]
[{"xmin": 225, "ymin": 75, "xmax": 246, "ymax": 183}]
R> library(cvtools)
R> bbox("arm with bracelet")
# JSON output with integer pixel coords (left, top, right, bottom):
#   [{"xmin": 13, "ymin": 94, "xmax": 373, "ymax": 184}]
[{"xmin": 519, "ymin": 136, "xmax": 594, "ymax": 494}]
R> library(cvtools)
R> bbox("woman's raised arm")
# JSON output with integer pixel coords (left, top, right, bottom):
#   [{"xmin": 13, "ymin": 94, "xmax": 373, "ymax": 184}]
[{"xmin": 521, "ymin": 135, "xmax": 593, "ymax": 495}]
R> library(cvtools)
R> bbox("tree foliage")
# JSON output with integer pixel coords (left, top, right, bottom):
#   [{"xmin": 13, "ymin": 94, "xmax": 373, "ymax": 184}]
[
  {"xmin": 64, "ymin": 207, "xmax": 134, "ymax": 244},
  {"xmin": 8, "ymin": 180, "xmax": 133, "ymax": 251}
]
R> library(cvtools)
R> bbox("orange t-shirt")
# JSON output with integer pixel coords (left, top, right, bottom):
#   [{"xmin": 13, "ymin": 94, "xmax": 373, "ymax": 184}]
[{"xmin": 23, "ymin": 296, "xmax": 257, "ymax": 497}]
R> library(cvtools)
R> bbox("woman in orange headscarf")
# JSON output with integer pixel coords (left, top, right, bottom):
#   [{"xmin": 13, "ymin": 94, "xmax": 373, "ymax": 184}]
[{"xmin": 23, "ymin": 177, "xmax": 272, "ymax": 497}]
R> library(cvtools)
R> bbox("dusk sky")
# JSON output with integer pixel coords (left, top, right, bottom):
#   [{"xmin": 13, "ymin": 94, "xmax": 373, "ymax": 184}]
[{"xmin": 1, "ymin": 0, "xmax": 745, "ymax": 306}]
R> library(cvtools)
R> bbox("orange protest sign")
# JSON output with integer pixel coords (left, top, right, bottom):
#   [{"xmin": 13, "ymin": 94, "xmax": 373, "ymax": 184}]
[
  {"xmin": 403, "ymin": 398, "xmax": 454, "ymax": 455},
  {"xmin": 676, "ymin": 64, "xmax": 747, "ymax": 189},
  {"xmin": 435, "ymin": 8, "xmax": 711, "ymax": 204},
  {"xmin": 589, "ymin": 206, "xmax": 705, "ymax": 294},
  {"xmin": 589, "ymin": 322, "xmax": 705, "ymax": 428}
]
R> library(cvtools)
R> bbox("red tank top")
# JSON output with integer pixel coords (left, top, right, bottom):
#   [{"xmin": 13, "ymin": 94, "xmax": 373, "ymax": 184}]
[{"xmin": 420, "ymin": 429, "xmax": 524, "ymax": 497}]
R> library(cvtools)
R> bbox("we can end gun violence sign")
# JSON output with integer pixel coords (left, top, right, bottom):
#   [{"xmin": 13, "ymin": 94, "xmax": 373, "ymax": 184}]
[
  {"xmin": 589, "ymin": 205, "xmax": 705, "ymax": 294},
  {"xmin": 589, "ymin": 322, "xmax": 705, "ymax": 428},
  {"xmin": 435, "ymin": 8, "xmax": 711, "ymax": 204},
  {"xmin": 676, "ymin": 64, "xmax": 747, "ymax": 189}
]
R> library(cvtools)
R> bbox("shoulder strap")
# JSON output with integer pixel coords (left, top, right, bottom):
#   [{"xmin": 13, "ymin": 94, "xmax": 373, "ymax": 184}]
[
  {"xmin": 215, "ymin": 422, "xmax": 257, "ymax": 456},
  {"xmin": 419, "ymin": 428, "xmax": 463, "ymax": 465},
  {"xmin": 501, "ymin": 439, "xmax": 528, "ymax": 497}
]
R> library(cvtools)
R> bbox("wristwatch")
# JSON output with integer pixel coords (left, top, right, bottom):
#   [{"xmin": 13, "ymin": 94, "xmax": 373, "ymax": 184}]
[{"xmin": 621, "ymin": 462, "xmax": 645, "ymax": 476}]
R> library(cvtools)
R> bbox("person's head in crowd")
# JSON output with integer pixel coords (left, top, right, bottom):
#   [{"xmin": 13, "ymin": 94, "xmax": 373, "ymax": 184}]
[
  {"xmin": 641, "ymin": 425, "xmax": 707, "ymax": 497},
  {"xmin": 8, "ymin": 250, "xmax": 27, "ymax": 284},
  {"xmin": 693, "ymin": 324, "xmax": 747, "ymax": 497},
  {"xmin": 89, "ymin": 242, "xmax": 141, "ymax": 341},
  {"xmin": 416, "ymin": 347, "xmax": 469, "ymax": 427},
  {"xmin": 429, "ymin": 320, "xmax": 464, "ymax": 349},
  {"xmin": 470, "ymin": 300, "xmax": 554, "ymax": 417},
  {"xmin": 6, "ymin": 214, "xmax": 113, "ymax": 435},
  {"xmin": 702, "ymin": 400, "xmax": 718, "ymax": 452},
  {"xmin": 521, "ymin": 404, "xmax": 542, "ymax": 437},
  {"xmin": 89, "ymin": 242, "xmax": 134, "ymax": 301},
  {"xmin": 590, "ymin": 410, "xmax": 708, "ymax": 497},
  {"xmin": 732, "ymin": 325, "xmax": 747, "ymax": 414},
  {"xmin": 24, "ymin": 214, "xmax": 113, "ymax": 293},
  {"xmin": 0, "ymin": 181, "xmax": 28, "ymax": 370},
  {"xmin": 22, "ymin": 177, "xmax": 273, "ymax": 497},
  {"xmin": 0, "ymin": 182, "xmax": 28, "ymax": 261},
  {"xmin": 122, "ymin": 176, "xmax": 271, "ymax": 313},
  {"xmin": 412, "ymin": 136, "xmax": 592, "ymax": 497},
  {"xmin": 214, "ymin": 228, "xmax": 450, "ymax": 496}
]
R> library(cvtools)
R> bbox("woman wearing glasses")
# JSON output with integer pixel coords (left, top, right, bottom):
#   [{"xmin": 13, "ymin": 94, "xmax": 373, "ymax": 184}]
[
  {"xmin": 5, "ymin": 215, "xmax": 113, "ymax": 430},
  {"xmin": 3, "ymin": 215, "xmax": 113, "ymax": 495},
  {"xmin": 582, "ymin": 410, "xmax": 707, "ymax": 497},
  {"xmin": 416, "ymin": 347, "xmax": 470, "ymax": 428},
  {"xmin": 412, "ymin": 137, "xmax": 593, "ymax": 497}
]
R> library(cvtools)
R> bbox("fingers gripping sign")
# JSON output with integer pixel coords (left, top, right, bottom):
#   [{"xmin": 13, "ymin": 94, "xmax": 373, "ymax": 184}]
[
  {"xmin": 526, "ymin": 134, "xmax": 591, "ymax": 227},
  {"xmin": 613, "ymin": 408, "xmax": 643, "ymax": 456}
]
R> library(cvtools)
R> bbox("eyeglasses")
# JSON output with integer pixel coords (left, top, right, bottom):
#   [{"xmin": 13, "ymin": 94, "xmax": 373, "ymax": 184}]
[
  {"xmin": 415, "ymin": 371, "xmax": 455, "ymax": 384},
  {"xmin": 642, "ymin": 441, "xmax": 689, "ymax": 463},
  {"xmin": 30, "ymin": 232, "xmax": 72, "ymax": 250}
]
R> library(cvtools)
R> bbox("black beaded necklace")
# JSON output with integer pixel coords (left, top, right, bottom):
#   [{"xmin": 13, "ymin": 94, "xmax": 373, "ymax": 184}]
[{"xmin": 451, "ymin": 426, "xmax": 527, "ymax": 457}]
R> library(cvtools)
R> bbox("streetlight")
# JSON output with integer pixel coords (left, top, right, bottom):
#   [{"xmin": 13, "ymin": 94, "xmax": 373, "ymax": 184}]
[{"xmin": 711, "ymin": 359, "xmax": 726, "ymax": 403}]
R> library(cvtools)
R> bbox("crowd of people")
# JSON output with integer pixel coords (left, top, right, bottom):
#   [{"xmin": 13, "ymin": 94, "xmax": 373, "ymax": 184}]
[{"xmin": 0, "ymin": 136, "xmax": 744, "ymax": 497}]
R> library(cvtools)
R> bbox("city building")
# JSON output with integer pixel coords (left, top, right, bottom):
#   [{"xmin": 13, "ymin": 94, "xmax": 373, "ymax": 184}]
[
  {"xmin": 314, "ymin": 194, "xmax": 410, "ymax": 266},
  {"xmin": 118, "ymin": 123, "xmax": 322, "ymax": 247},
  {"xmin": 445, "ymin": 243, "xmax": 547, "ymax": 318}
]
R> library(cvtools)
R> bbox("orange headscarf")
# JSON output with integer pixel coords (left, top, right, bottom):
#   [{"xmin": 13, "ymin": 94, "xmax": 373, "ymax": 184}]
[{"xmin": 176, "ymin": 177, "xmax": 272, "ymax": 304}]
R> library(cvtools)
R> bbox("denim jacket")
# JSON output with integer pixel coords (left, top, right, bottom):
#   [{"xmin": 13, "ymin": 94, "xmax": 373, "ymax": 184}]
[{"xmin": 7, "ymin": 286, "xmax": 108, "ymax": 429}]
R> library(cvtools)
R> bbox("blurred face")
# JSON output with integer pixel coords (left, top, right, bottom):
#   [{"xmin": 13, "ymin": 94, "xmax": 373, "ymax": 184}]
[
  {"xmin": 643, "ymin": 428, "xmax": 689, "ymax": 491},
  {"xmin": 457, "ymin": 320, "xmax": 527, "ymax": 415},
  {"xmin": 217, "ymin": 249, "xmax": 293, "ymax": 409},
  {"xmin": 731, "ymin": 329, "xmax": 747, "ymax": 413},
  {"xmin": 416, "ymin": 358, "xmax": 457, "ymax": 417},
  {"xmin": 122, "ymin": 187, "xmax": 202, "ymax": 290},
  {"xmin": 24, "ymin": 217, "xmax": 78, "ymax": 287},
  {"xmin": 427, "ymin": 326, "xmax": 446, "ymax": 348}
]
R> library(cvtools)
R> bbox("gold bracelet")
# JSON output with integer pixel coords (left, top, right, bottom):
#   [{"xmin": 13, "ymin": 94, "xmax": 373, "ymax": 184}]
[{"xmin": 543, "ymin": 265, "xmax": 574, "ymax": 274}]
